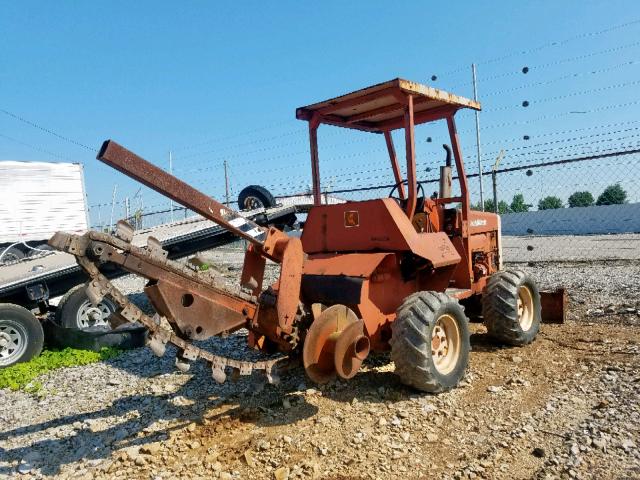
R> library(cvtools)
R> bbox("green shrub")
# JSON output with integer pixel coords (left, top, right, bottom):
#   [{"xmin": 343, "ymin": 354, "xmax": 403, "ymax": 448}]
[{"xmin": 0, "ymin": 347, "xmax": 121, "ymax": 392}]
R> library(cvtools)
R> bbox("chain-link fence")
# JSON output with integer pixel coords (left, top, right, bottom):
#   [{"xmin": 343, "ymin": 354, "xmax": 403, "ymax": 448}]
[{"xmin": 104, "ymin": 145, "xmax": 640, "ymax": 265}]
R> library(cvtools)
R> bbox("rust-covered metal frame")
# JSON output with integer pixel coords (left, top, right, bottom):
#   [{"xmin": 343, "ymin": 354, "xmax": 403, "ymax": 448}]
[{"xmin": 96, "ymin": 141, "xmax": 303, "ymax": 337}]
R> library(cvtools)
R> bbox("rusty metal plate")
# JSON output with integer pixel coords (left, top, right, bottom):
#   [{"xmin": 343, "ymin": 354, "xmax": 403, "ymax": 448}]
[{"xmin": 541, "ymin": 288, "xmax": 567, "ymax": 324}]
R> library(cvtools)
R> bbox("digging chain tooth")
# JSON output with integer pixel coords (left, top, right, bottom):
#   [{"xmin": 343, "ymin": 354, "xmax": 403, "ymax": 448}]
[
  {"xmin": 148, "ymin": 336, "xmax": 167, "ymax": 358},
  {"xmin": 175, "ymin": 357, "xmax": 191, "ymax": 373},
  {"xmin": 148, "ymin": 327, "xmax": 171, "ymax": 358},
  {"xmin": 266, "ymin": 365, "xmax": 280, "ymax": 385},
  {"xmin": 211, "ymin": 359, "xmax": 227, "ymax": 384}
]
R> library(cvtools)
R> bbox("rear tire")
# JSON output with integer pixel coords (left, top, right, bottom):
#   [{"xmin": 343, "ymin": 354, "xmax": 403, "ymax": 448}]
[
  {"xmin": 391, "ymin": 291, "xmax": 470, "ymax": 393},
  {"xmin": 55, "ymin": 285, "xmax": 117, "ymax": 330},
  {"xmin": 237, "ymin": 185, "xmax": 276, "ymax": 211},
  {"xmin": 482, "ymin": 270, "xmax": 541, "ymax": 346},
  {"xmin": 0, "ymin": 303, "xmax": 44, "ymax": 367}
]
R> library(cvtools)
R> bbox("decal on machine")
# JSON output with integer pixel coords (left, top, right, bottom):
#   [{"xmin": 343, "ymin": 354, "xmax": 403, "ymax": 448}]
[
  {"xmin": 344, "ymin": 210, "xmax": 359, "ymax": 227},
  {"xmin": 470, "ymin": 219, "xmax": 487, "ymax": 227}
]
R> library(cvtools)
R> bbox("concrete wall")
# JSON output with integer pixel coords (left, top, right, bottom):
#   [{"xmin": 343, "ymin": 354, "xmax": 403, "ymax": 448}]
[{"xmin": 501, "ymin": 202, "xmax": 640, "ymax": 235}]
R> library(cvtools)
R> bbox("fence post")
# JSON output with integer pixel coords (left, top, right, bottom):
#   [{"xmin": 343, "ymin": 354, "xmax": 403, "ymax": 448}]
[
  {"xmin": 491, "ymin": 150, "xmax": 504, "ymax": 214},
  {"xmin": 492, "ymin": 170, "xmax": 498, "ymax": 214}
]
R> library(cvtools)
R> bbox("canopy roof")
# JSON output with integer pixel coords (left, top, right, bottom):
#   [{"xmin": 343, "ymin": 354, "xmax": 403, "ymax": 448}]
[{"xmin": 296, "ymin": 78, "xmax": 481, "ymax": 133}]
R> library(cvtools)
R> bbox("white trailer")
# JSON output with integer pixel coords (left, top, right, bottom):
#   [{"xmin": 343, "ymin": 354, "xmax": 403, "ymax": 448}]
[{"xmin": 0, "ymin": 161, "xmax": 89, "ymax": 262}]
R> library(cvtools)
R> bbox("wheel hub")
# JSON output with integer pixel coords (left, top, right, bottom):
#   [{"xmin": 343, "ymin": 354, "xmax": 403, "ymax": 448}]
[
  {"xmin": 244, "ymin": 196, "xmax": 263, "ymax": 210},
  {"xmin": 517, "ymin": 285, "xmax": 534, "ymax": 331},
  {"xmin": 77, "ymin": 301, "xmax": 112, "ymax": 328},
  {"xmin": 0, "ymin": 320, "xmax": 28, "ymax": 365},
  {"xmin": 431, "ymin": 314, "xmax": 461, "ymax": 375}
]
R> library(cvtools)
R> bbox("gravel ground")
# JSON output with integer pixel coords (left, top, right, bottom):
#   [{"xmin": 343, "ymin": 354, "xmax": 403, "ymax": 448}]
[{"xmin": 1, "ymin": 250, "xmax": 639, "ymax": 480}]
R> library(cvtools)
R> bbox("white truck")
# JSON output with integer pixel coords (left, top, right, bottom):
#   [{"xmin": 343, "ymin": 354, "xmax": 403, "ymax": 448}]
[{"xmin": 0, "ymin": 161, "xmax": 89, "ymax": 262}]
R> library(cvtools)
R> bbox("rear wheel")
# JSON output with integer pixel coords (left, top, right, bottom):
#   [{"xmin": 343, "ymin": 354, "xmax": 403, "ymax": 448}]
[
  {"xmin": 482, "ymin": 270, "xmax": 541, "ymax": 346},
  {"xmin": 391, "ymin": 291, "xmax": 470, "ymax": 393},
  {"xmin": 55, "ymin": 285, "xmax": 117, "ymax": 329},
  {"xmin": 0, "ymin": 304, "xmax": 44, "ymax": 367}
]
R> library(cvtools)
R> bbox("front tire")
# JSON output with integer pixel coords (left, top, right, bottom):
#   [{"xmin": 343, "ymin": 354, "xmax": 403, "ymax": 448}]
[
  {"xmin": 482, "ymin": 270, "xmax": 541, "ymax": 346},
  {"xmin": 391, "ymin": 291, "xmax": 470, "ymax": 393},
  {"xmin": 0, "ymin": 303, "xmax": 44, "ymax": 367}
]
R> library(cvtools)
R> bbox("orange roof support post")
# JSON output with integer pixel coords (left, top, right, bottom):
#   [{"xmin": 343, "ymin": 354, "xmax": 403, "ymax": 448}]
[
  {"xmin": 403, "ymin": 94, "xmax": 417, "ymax": 218},
  {"xmin": 384, "ymin": 131, "xmax": 405, "ymax": 200},
  {"xmin": 308, "ymin": 114, "xmax": 322, "ymax": 206}
]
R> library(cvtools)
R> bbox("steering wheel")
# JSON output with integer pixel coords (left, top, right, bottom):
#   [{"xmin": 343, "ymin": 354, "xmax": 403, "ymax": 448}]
[{"xmin": 388, "ymin": 180, "xmax": 425, "ymax": 203}]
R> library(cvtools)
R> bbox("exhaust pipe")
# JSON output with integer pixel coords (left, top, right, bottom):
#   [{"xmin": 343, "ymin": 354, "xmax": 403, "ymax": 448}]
[{"xmin": 439, "ymin": 144, "xmax": 453, "ymax": 198}]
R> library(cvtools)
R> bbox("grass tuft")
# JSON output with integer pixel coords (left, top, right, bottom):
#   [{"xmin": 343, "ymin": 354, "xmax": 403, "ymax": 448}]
[{"xmin": 0, "ymin": 347, "xmax": 121, "ymax": 392}]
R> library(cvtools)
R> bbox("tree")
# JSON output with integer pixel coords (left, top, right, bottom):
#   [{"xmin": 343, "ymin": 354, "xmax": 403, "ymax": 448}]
[
  {"xmin": 568, "ymin": 191, "xmax": 594, "ymax": 208},
  {"xmin": 471, "ymin": 199, "xmax": 511, "ymax": 214},
  {"xmin": 596, "ymin": 183, "xmax": 627, "ymax": 206},
  {"xmin": 538, "ymin": 196, "xmax": 564, "ymax": 210},
  {"xmin": 510, "ymin": 193, "xmax": 531, "ymax": 213}
]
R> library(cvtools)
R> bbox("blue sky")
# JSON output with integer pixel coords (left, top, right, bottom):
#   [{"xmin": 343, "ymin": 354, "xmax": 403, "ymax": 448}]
[{"xmin": 2, "ymin": 1, "xmax": 640, "ymax": 226}]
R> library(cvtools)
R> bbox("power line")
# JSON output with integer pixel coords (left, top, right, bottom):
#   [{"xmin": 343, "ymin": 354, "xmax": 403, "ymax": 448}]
[
  {"xmin": 447, "ymin": 40, "xmax": 640, "ymax": 88},
  {"xmin": 0, "ymin": 132, "xmax": 71, "ymax": 161},
  {"xmin": 485, "ymin": 79, "xmax": 640, "ymax": 112},
  {"xmin": 464, "ymin": 118, "xmax": 640, "ymax": 149},
  {"xmin": 0, "ymin": 108, "xmax": 95, "ymax": 152},
  {"xmin": 483, "ymin": 60, "xmax": 640, "ymax": 98},
  {"xmin": 433, "ymin": 18, "xmax": 640, "ymax": 78},
  {"xmin": 171, "ymin": 120, "xmax": 299, "ymax": 154},
  {"xmin": 481, "ymin": 125, "xmax": 640, "ymax": 160},
  {"xmin": 470, "ymin": 99, "xmax": 640, "ymax": 132}
]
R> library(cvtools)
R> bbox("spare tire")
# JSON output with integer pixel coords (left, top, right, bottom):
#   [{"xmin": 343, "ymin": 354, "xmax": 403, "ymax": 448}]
[
  {"xmin": 0, "ymin": 246, "xmax": 25, "ymax": 263},
  {"xmin": 237, "ymin": 185, "xmax": 276, "ymax": 211},
  {"xmin": 43, "ymin": 320, "xmax": 147, "ymax": 352},
  {"xmin": 55, "ymin": 284, "xmax": 117, "ymax": 330}
]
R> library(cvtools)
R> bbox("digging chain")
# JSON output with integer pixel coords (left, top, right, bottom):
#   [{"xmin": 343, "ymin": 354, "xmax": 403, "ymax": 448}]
[{"xmin": 57, "ymin": 230, "xmax": 289, "ymax": 385}]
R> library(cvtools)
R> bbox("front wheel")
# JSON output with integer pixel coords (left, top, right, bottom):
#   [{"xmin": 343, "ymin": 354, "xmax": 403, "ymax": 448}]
[
  {"xmin": 0, "ymin": 303, "xmax": 44, "ymax": 367},
  {"xmin": 482, "ymin": 270, "xmax": 541, "ymax": 346},
  {"xmin": 390, "ymin": 291, "xmax": 470, "ymax": 393}
]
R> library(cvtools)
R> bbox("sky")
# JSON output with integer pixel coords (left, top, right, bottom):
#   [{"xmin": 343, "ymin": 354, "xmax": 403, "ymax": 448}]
[{"xmin": 2, "ymin": 1, "xmax": 640, "ymax": 227}]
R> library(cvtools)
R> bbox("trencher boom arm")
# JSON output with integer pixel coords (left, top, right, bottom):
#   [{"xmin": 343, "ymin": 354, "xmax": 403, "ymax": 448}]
[
  {"xmin": 49, "ymin": 140, "xmax": 303, "ymax": 383},
  {"xmin": 97, "ymin": 140, "xmax": 285, "ymax": 255}
]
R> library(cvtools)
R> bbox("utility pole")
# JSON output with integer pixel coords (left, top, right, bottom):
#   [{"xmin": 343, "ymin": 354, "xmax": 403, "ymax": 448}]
[
  {"xmin": 169, "ymin": 151, "xmax": 174, "ymax": 222},
  {"xmin": 109, "ymin": 184, "xmax": 117, "ymax": 233},
  {"xmin": 472, "ymin": 64, "xmax": 485, "ymax": 210},
  {"xmin": 125, "ymin": 196, "xmax": 130, "ymax": 221},
  {"xmin": 224, "ymin": 160, "xmax": 230, "ymax": 207}
]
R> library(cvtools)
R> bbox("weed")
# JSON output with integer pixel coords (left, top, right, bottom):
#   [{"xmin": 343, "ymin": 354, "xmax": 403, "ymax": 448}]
[{"xmin": 0, "ymin": 347, "xmax": 121, "ymax": 392}]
